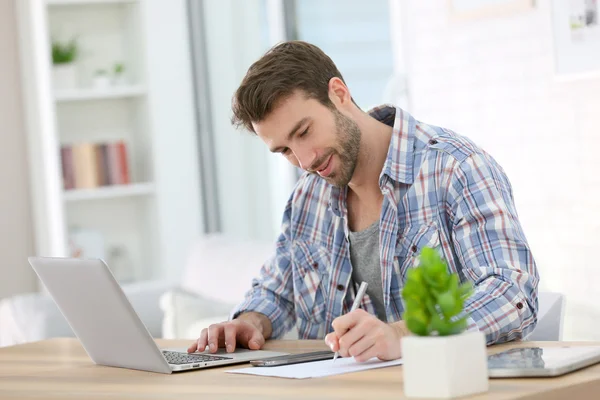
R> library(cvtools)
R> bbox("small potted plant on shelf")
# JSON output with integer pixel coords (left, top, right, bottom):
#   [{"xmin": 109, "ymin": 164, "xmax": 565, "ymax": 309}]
[
  {"xmin": 92, "ymin": 68, "xmax": 110, "ymax": 89},
  {"xmin": 112, "ymin": 62, "xmax": 127, "ymax": 86},
  {"xmin": 401, "ymin": 247, "xmax": 489, "ymax": 399},
  {"xmin": 51, "ymin": 38, "xmax": 78, "ymax": 89}
]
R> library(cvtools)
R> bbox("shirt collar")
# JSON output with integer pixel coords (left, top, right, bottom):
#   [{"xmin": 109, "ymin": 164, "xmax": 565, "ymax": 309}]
[
  {"xmin": 370, "ymin": 104, "xmax": 416, "ymax": 186},
  {"xmin": 328, "ymin": 104, "xmax": 416, "ymax": 217}
]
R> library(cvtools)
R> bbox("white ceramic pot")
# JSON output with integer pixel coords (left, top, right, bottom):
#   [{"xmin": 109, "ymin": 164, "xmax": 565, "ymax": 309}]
[
  {"xmin": 92, "ymin": 75, "xmax": 111, "ymax": 90},
  {"xmin": 402, "ymin": 330, "xmax": 489, "ymax": 398},
  {"xmin": 112, "ymin": 74, "xmax": 128, "ymax": 86},
  {"xmin": 52, "ymin": 63, "xmax": 77, "ymax": 89}
]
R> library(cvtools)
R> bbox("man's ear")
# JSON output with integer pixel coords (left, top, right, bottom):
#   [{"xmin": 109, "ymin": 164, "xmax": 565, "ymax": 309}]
[{"xmin": 328, "ymin": 77, "xmax": 352, "ymax": 108}]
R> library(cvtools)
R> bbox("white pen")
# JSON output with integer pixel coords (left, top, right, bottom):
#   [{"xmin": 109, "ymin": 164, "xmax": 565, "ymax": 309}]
[{"xmin": 333, "ymin": 281, "xmax": 368, "ymax": 363}]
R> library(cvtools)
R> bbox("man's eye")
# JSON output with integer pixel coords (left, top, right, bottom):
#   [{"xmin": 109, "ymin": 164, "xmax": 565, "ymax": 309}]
[{"xmin": 299, "ymin": 128, "xmax": 309, "ymax": 138}]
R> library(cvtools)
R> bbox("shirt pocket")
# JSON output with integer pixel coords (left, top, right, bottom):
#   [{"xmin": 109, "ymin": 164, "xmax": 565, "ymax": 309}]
[
  {"xmin": 291, "ymin": 241, "xmax": 330, "ymax": 324},
  {"xmin": 394, "ymin": 222, "xmax": 441, "ymax": 278}
]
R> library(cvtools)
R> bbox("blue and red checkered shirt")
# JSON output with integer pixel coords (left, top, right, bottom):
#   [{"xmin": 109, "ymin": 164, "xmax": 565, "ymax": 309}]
[{"xmin": 233, "ymin": 105, "xmax": 539, "ymax": 345}]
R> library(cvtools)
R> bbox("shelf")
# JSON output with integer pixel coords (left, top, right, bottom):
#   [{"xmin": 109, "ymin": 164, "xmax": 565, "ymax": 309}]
[
  {"xmin": 55, "ymin": 86, "xmax": 146, "ymax": 103},
  {"xmin": 63, "ymin": 182, "xmax": 155, "ymax": 202},
  {"xmin": 47, "ymin": 0, "xmax": 138, "ymax": 5}
]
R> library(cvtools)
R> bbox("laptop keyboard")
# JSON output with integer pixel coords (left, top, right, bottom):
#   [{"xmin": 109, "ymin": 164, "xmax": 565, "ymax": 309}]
[{"xmin": 162, "ymin": 350, "xmax": 233, "ymax": 365}]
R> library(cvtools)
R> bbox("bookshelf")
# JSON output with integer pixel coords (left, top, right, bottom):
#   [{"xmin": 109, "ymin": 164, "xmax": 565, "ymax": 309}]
[
  {"xmin": 47, "ymin": 0, "xmax": 137, "ymax": 5},
  {"xmin": 17, "ymin": 0, "xmax": 203, "ymax": 284},
  {"xmin": 63, "ymin": 182, "xmax": 155, "ymax": 202},
  {"xmin": 54, "ymin": 85, "xmax": 146, "ymax": 102}
]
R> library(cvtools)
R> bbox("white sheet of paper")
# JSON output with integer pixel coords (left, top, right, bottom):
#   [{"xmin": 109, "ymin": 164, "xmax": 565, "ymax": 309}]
[{"xmin": 226, "ymin": 357, "xmax": 403, "ymax": 379}]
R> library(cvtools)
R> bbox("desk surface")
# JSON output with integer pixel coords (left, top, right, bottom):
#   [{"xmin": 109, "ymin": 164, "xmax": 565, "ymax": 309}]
[{"xmin": 1, "ymin": 339, "xmax": 600, "ymax": 399}]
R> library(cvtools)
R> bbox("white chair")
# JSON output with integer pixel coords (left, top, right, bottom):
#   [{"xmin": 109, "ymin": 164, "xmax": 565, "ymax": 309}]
[
  {"xmin": 527, "ymin": 292, "xmax": 565, "ymax": 341},
  {"xmin": 160, "ymin": 234, "xmax": 299, "ymax": 340},
  {"xmin": 0, "ymin": 280, "xmax": 173, "ymax": 347}
]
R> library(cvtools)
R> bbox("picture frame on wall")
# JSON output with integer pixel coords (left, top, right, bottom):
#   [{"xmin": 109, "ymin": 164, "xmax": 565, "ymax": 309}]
[
  {"xmin": 448, "ymin": 0, "xmax": 535, "ymax": 21},
  {"xmin": 551, "ymin": 0, "xmax": 600, "ymax": 80}
]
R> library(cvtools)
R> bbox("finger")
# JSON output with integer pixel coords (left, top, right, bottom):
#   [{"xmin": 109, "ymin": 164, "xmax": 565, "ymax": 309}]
[
  {"xmin": 224, "ymin": 324, "xmax": 237, "ymax": 353},
  {"xmin": 246, "ymin": 328, "xmax": 265, "ymax": 350},
  {"xmin": 207, "ymin": 324, "xmax": 224, "ymax": 353},
  {"xmin": 353, "ymin": 341, "xmax": 377, "ymax": 363},
  {"xmin": 348, "ymin": 335, "xmax": 376, "ymax": 360},
  {"xmin": 187, "ymin": 328, "xmax": 208, "ymax": 353},
  {"xmin": 198, "ymin": 328, "xmax": 209, "ymax": 352},
  {"xmin": 187, "ymin": 341, "xmax": 197, "ymax": 353},
  {"xmin": 338, "ymin": 321, "xmax": 369, "ymax": 355},
  {"xmin": 331, "ymin": 309, "xmax": 367, "ymax": 337},
  {"xmin": 324, "ymin": 332, "xmax": 340, "ymax": 352}
]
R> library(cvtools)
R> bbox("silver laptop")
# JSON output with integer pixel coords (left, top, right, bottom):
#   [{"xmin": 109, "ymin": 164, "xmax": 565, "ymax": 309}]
[{"xmin": 28, "ymin": 257, "xmax": 287, "ymax": 374}]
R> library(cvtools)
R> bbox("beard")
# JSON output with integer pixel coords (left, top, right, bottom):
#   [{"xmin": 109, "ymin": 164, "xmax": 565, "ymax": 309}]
[{"xmin": 311, "ymin": 110, "xmax": 361, "ymax": 187}]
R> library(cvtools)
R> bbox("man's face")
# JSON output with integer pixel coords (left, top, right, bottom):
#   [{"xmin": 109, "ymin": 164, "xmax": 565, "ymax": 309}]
[{"xmin": 252, "ymin": 91, "xmax": 361, "ymax": 187}]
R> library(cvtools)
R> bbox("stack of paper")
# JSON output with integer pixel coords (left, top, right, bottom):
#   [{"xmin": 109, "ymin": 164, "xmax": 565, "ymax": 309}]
[{"xmin": 227, "ymin": 357, "xmax": 403, "ymax": 379}]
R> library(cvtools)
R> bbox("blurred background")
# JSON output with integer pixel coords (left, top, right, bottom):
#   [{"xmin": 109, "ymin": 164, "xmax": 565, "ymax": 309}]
[{"xmin": 0, "ymin": 0, "xmax": 599, "ymax": 345}]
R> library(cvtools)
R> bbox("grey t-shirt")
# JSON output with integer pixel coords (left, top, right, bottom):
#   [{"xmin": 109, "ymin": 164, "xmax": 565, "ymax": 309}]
[{"xmin": 348, "ymin": 221, "xmax": 387, "ymax": 322}]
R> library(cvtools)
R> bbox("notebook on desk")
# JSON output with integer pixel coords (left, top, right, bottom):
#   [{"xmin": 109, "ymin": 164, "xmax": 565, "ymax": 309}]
[{"xmin": 28, "ymin": 257, "xmax": 287, "ymax": 374}]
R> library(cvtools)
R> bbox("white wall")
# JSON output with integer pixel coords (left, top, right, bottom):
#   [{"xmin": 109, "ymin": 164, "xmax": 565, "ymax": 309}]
[
  {"xmin": 402, "ymin": 0, "xmax": 600, "ymax": 340},
  {"xmin": 0, "ymin": 0, "xmax": 36, "ymax": 298}
]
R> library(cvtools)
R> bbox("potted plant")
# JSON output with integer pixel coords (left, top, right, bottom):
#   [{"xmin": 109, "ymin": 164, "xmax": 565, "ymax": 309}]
[
  {"xmin": 92, "ymin": 69, "xmax": 110, "ymax": 89},
  {"xmin": 401, "ymin": 247, "xmax": 489, "ymax": 399},
  {"xmin": 112, "ymin": 62, "xmax": 127, "ymax": 86},
  {"xmin": 51, "ymin": 38, "xmax": 78, "ymax": 89}
]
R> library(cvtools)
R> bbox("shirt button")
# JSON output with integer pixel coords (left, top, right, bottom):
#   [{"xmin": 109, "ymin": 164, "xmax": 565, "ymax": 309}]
[
  {"xmin": 429, "ymin": 139, "xmax": 438, "ymax": 145},
  {"xmin": 336, "ymin": 284, "xmax": 345, "ymax": 292},
  {"xmin": 411, "ymin": 245, "xmax": 418, "ymax": 253},
  {"xmin": 312, "ymin": 262, "xmax": 318, "ymax": 269},
  {"xmin": 516, "ymin": 302, "xmax": 524, "ymax": 310}
]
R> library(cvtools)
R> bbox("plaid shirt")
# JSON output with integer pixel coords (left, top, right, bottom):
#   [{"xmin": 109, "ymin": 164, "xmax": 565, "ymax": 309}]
[{"xmin": 233, "ymin": 105, "xmax": 539, "ymax": 345}]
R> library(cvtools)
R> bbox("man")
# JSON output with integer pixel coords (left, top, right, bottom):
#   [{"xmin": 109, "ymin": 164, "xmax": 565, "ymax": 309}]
[{"xmin": 188, "ymin": 41, "xmax": 539, "ymax": 361}]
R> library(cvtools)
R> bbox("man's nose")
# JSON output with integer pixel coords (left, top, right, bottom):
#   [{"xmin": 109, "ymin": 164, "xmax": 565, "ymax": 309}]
[{"xmin": 294, "ymin": 146, "xmax": 316, "ymax": 171}]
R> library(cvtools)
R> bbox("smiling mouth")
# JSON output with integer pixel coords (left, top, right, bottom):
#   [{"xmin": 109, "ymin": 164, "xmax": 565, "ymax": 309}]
[
  {"xmin": 315, "ymin": 155, "xmax": 333, "ymax": 177},
  {"xmin": 316, "ymin": 156, "xmax": 330, "ymax": 172}
]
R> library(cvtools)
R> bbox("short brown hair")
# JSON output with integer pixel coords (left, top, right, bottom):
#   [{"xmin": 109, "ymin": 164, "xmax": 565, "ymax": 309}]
[{"xmin": 231, "ymin": 41, "xmax": 348, "ymax": 133}]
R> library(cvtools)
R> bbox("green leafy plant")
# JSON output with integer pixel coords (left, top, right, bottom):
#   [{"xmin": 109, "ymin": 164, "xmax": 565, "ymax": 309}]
[
  {"xmin": 52, "ymin": 39, "xmax": 78, "ymax": 65},
  {"xmin": 401, "ymin": 247, "xmax": 473, "ymax": 336},
  {"xmin": 113, "ymin": 62, "xmax": 125, "ymax": 75}
]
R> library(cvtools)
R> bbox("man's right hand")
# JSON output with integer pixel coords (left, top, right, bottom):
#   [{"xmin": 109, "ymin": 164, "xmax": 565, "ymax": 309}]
[{"xmin": 186, "ymin": 312, "xmax": 272, "ymax": 354}]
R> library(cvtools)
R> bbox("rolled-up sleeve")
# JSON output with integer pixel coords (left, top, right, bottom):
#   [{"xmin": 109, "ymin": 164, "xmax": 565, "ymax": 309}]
[
  {"xmin": 450, "ymin": 152, "xmax": 539, "ymax": 345},
  {"xmin": 230, "ymin": 200, "xmax": 296, "ymax": 339}
]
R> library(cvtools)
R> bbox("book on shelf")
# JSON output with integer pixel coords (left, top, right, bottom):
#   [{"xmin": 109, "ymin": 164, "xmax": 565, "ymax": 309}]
[{"xmin": 60, "ymin": 140, "xmax": 131, "ymax": 191}]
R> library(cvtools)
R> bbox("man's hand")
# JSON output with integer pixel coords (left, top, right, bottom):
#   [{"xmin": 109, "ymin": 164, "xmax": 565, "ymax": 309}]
[
  {"xmin": 324, "ymin": 309, "xmax": 410, "ymax": 362},
  {"xmin": 187, "ymin": 312, "xmax": 273, "ymax": 354}
]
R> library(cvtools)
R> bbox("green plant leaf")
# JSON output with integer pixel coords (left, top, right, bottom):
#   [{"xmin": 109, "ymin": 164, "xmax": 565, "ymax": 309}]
[
  {"xmin": 406, "ymin": 267, "xmax": 423, "ymax": 285},
  {"xmin": 423, "ymin": 271, "xmax": 442, "ymax": 289},
  {"xmin": 430, "ymin": 312, "xmax": 452, "ymax": 336},
  {"xmin": 401, "ymin": 284, "xmax": 423, "ymax": 304},
  {"xmin": 437, "ymin": 290, "xmax": 458, "ymax": 319},
  {"xmin": 448, "ymin": 274, "xmax": 459, "ymax": 293},
  {"xmin": 404, "ymin": 308, "xmax": 430, "ymax": 336},
  {"xmin": 52, "ymin": 38, "xmax": 78, "ymax": 65},
  {"xmin": 447, "ymin": 316, "xmax": 469, "ymax": 335},
  {"xmin": 404, "ymin": 297, "xmax": 422, "ymax": 311},
  {"xmin": 459, "ymin": 282, "xmax": 474, "ymax": 299},
  {"xmin": 401, "ymin": 246, "xmax": 472, "ymax": 336},
  {"xmin": 406, "ymin": 316, "xmax": 429, "ymax": 336},
  {"xmin": 113, "ymin": 62, "xmax": 125, "ymax": 74},
  {"xmin": 424, "ymin": 296, "xmax": 437, "ymax": 317}
]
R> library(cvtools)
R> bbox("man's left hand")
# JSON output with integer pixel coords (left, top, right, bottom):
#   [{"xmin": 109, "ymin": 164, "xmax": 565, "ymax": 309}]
[{"xmin": 324, "ymin": 309, "xmax": 410, "ymax": 362}]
